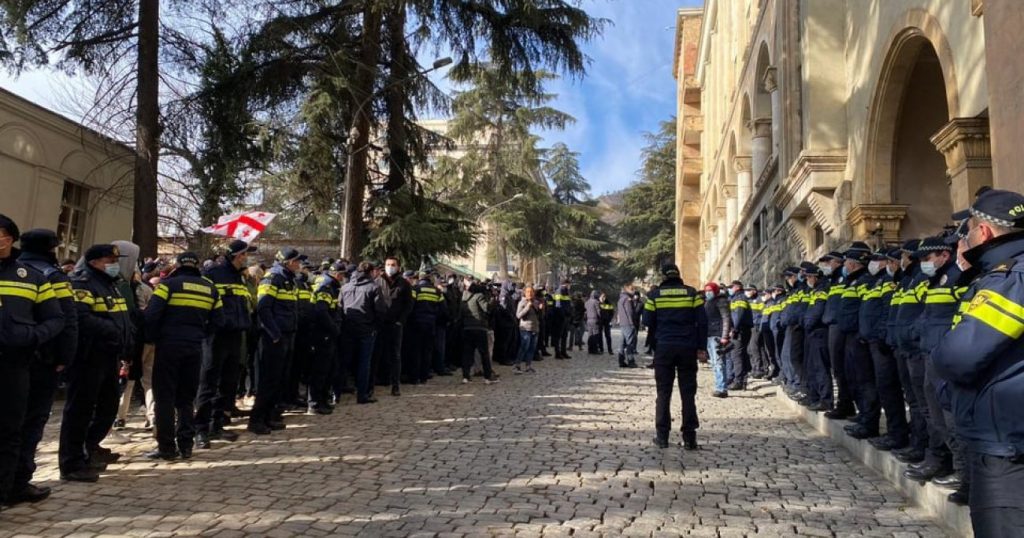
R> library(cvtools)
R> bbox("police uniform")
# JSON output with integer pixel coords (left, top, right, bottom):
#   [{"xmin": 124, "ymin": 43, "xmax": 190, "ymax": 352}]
[
  {"xmin": 552, "ymin": 284, "xmax": 572, "ymax": 358},
  {"xmin": 858, "ymin": 250, "xmax": 909, "ymax": 451},
  {"xmin": 727, "ymin": 281, "xmax": 752, "ymax": 390},
  {"xmin": 410, "ymin": 276, "xmax": 443, "ymax": 383},
  {"xmin": 838, "ymin": 244, "xmax": 884, "ymax": 440},
  {"xmin": 12, "ymin": 230, "xmax": 77, "ymax": 502},
  {"xmin": 748, "ymin": 290, "xmax": 767, "ymax": 378},
  {"xmin": 59, "ymin": 244, "xmax": 132, "ymax": 479},
  {"xmin": 144, "ymin": 253, "xmax": 223, "ymax": 459},
  {"xmin": 249, "ymin": 251, "xmax": 300, "ymax": 434},
  {"xmin": 932, "ymin": 189, "xmax": 1024, "ymax": 535},
  {"xmin": 287, "ymin": 268, "xmax": 314, "ymax": 407},
  {"xmin": 0, "ymin": 218, "xmax": 64, "ymax": 502},
  {"xmin": 598, "ymin": 297, "xmax": 614, "ymax": 354},
  {"xmin": 195, "ymin": 240, "xmax": 256, "ymax": 443},
  {"xmin": 308, "ymin": 269, "xmax": 341, "ymax": 413},
  {"xmin": 820, "ymin": 251, "xmax": 855, "ymax": 418},
  {"xmin": 800, "ymin": 263, "xmax": 833, "ymax": 410},
  {"xmin": 643, "ymin": 264, "xmax": 707, "ymax": 448},
  {"xmin": 779, "ymin": 268, "xmax": 806, "ymax": 393},
  {"xmin": 765, "ymin": 286, "xmax": 786, "ymax": 379}
]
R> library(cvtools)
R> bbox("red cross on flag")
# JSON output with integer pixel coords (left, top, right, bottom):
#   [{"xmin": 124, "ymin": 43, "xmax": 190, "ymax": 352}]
[{"xmin": 200, "ymin": 211, "xmax": 276, "ymax": 240}]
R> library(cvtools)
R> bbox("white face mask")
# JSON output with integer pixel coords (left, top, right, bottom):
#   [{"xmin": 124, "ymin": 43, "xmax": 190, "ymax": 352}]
[
  {"xmin": 704, "ymin": 291, "xmax": 715, "ymax": 300},
  {"xmin": 819, "ymin": 264, "xmax": 833, "ymax": 276},
  {"xmin": 920, "ymin": 260, "xmax": 938, "ymax": 277},
  {"xmin": 385, "ymin": 266, "xmax": 398, "ymax": 277},
  {"xmin": 886, "ymin": 265, "xmax": 896, "ymax": 277},
  {"xmin": 867, "ymin": 261, "xmax": 882, "ymax": 276},
  {"xmin": 745, "ymin": 291, "xmax": 756, "ymax": 298}
]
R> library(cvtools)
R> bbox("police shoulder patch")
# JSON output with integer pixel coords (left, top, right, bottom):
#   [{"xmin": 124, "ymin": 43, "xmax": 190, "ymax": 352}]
[
  {"xmin": 75, "ymin": 290, "xmax": 91, "ymax": 301},
  {"xmin": 16, "ymin": 267, "xmax": 27, "ymax": 278},
  {"xmin": 992, "ymin": 259, "xmax": 1017, "ymax": 273},
  {"xmin": 966, "ymin": 290, "xmax": 992, "ymax": 313},
  {"xmin": 939, "ymin": 275, "xmax": 948, "ymax": 286}
]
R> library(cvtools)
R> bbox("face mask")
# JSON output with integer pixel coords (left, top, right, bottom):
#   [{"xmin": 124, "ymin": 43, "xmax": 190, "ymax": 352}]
[
  {"xmin": 819, "ymin": 264, "xmax": 833, "ymax": 276},
  {"xmin": 920, "ymin": 260, "xmax": 938, "ymax": 277},
  {"xmin": 704, "ymin": 291, "xmax": 715, "ymax": 300},
  {"xmin": 105, "ymin": 263, "xmax": 121, "ymax": 279},
  {"xmin": 840, "ymin": 266, "xmax": 849, "ymax": 278},
  {"xmin": 726, "ymin": 288, "xmax": 735, "ymax": 297},
  {"xmin": 886, "ymin": 265, "xmax": 896, "ymax": 277},
  {"xmin": 745, "ymin": 291, "xmax": 756, "ymax": 298},
  {"xmin": 385, "ymin": 266, "xmax": 398, "ymax": 277},
  {"xmin": 868, "ymin": 261, "xmax": 882, "ymax": 275},
  {"xmin": 448, "ymin": 278, "xmax": 455, "ymax": 285},
  {"xmin": 797, "ymin": 274, "xmax": 805, "ymax": 282}
]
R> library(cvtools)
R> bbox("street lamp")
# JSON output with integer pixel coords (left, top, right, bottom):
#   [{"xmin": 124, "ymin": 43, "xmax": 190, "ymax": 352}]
[
  {"xmin": 340, "ymin": 56, "xmax": 454, "ymax": 258},
  {"xmin": 477, "ymin": 193, "xmax": 524, "ymax": 218}
]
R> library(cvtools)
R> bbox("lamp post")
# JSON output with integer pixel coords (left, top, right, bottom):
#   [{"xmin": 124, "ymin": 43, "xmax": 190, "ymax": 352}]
[{"xmin": 340, "ymin": 57, "xmax": 453, "ymax": 259}]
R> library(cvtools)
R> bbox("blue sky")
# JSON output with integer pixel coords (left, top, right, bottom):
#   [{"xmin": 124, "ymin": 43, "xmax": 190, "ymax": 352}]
[{"xmin": 0, "ymin": 0, "xmax": 700, "ymax": 196}]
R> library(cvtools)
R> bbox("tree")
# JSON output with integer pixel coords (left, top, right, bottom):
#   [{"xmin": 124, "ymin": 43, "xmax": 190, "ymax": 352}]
[
  {"xmin": 0, "ymin": 0, "xmax": 171, "ymax": 256},
  {"xmin": 618, "ymin": 118, "xmax": 677, "ymax": 279},
  {"xmin": 544, "ymin": 142, "xmax": 590, "ymax": 205}
]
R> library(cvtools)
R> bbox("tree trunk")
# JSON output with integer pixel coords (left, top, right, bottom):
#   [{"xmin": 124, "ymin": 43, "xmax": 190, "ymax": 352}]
[
  {"xmin": 340, "ymin": 4, "xmax": 382, "ymax": 260},
  {"xmin": 384, "ymin": 3, "xmax": 409, "ymax": 193},
  {"xmin": 496, "ymin": 236, "xmax": 509, "ymax": 280},
  {"xmin": 133, "ymin": 0, "xmax": 160, "ymax": 257}
]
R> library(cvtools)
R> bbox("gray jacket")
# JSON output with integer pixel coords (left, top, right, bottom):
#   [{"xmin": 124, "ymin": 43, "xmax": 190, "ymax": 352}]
[
  {"xmin": 516, "ymin": 297, "xmax": 540, "ymax": 333},
  {"xmin": 584, "ymin": 290, "xmax": 601, "ymax": 327},
  {"xmin": 617, "ymin": 292, "xmax": 639, "ymax": 328}
]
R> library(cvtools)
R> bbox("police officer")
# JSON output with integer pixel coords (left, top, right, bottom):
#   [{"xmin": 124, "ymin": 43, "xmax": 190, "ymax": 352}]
[
  {"xmin": 552, "ymin": 281, "xmax": 573, "ymax": 359},
  {"xmin": 287, "ymin": 258, "xmax": 315, "ymax": 407},
  {"xmin": 838, "ymin": 242, "xmax": 887, "ymax": 441},
  {"xmin": 195, "ymin": 240, "xmax": 256, "ymax": 449},
  {"xmin": 249, "ymin": 248, "xmax": 301, "ymax": 435},
  {"xmin": 800, "ymin": 262, "xmax": 832, "ymax": 411},
  {"xmin": 726, "ymin": 281, "xmax": 752, "ymax": 390},
  {"xmin": 0, "ymin": 218, "xmax": 64, "ymax": 506},
  {"xmin": 820, "ymin": 251, "xmax": 854, "ymax": 419},
  {"xmin": 12, "ymin": 230, "xmax": 77, "ymax": 504},
  {"xmin": 904, "ymin": 236, "xmax": 966, "ymax": 487},
  {"xmin": 747, "ymin": 285, "xmax": 766, "ymax": 379},
  {"xmin": 410, "ymin": 272, "xmax": 443, "ymax": 383},
  {"xmin": 888, "ymin": 242, "xmax": 930, "ymax": 466},
  {"xmin": 59, "ymin": 244, "xmax": 131, "ymax": 482},
  {"xmin": 779, "ymin": 267, "xmax": 806, "ymax": 397},
  {"xmin": 860, "ymin": 248, "xmax": 905, "ymax": 452},
  {"xmin": 144, "ymin": 252, "xmax": 223, "ymax": 460},
  {"xmin": 764, "ymin": 284, "xmax": 785, "ymax": 380},
  {"xmin": 644, "ymin": 264, "xmax": 707, "ymax": 449},
  {"xmin": 308, "ymin": 262, "xmax": 343, "ymax": 414},
  {"xmin": 931, "ymin": 189, "xmax": 1024, "ymax": 535}
]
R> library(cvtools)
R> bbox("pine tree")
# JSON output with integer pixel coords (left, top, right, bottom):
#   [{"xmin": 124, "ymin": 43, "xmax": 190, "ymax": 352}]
[{"xmin": 618, "ymin": 118, "xmax": 677, "ymax": 279}]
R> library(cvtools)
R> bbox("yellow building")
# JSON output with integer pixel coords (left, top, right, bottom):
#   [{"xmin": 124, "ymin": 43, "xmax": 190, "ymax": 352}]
[
  {"xmin": 674, "ymin": 0, "xmax": 1018, "ymax": 286},
  {"xmin": 0, "ymin": 88, "xmax": 134, "ymax": 260}
]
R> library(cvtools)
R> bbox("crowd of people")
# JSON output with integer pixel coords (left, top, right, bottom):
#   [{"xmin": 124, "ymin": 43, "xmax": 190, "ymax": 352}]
[
  {"xmin": 688, "ymin": 187, "xmax": 1023, "ymax": 535},
  {"xmin": 0, "ymin": 213, "xmax": 651, "ymax": 511}
]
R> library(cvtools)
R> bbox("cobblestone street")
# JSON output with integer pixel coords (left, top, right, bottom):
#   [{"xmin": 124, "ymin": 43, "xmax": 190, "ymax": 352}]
[{"xmin": 3, "ymin": 334, "xmax": 949, "ymax": 537}]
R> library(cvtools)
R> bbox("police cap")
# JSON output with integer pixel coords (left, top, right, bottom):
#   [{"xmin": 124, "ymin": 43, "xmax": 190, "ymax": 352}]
[
  {"xmin": 843, "ymin": 241, "xmax": 872, "ymax": 262},
  {"xmin": 799, "ymin": 261, "xmax": 822, "ymax": 276},
  {"xmin": 913, "ymin": 236, "xmax": 954, "ymax": 259},
  {"xmin": 782, "ymin": 266, "xmax": 801, "ymax": 277},
  {"xmin": 19, "ymin": 229, "xmax": 59, "ymax": 254},
  {"xmin": 868, "ymin": 248, "xmax": 890, "ymax": 261},
  {"xmin": 227, "ymin": 240, "xmax": 257, "ymax": 257},
  {"xmin": 951, "ymin": 188, "xmax": 1024, "ymax": 228},
  {"xmin": 899, "ymin": 239, "xmax": 921, "ymax": 256},
  {"xmin": 275, "ymin": 248, "xmax": 300, "ymax": 262},
  {"xmin": 818, "ymin": 251, "xmax": 844, "ymax": 263},
  {"xmin": 0, "ymin": 213, "xmax": 19, "ymax": 241},
  {"xmin": 177, "ymin": 251, "xmax": 200, "ymax": 267},
  {"xmin": 661, "ymin": 263, "xmax": 681, "ymax": 277},
  {"xmin": 84, "ymin": 244, "xmax": 126, "ymax": 262},
  {"xmin": 402, "ymin": 270, "xmax": 416, "ymax": 279}
]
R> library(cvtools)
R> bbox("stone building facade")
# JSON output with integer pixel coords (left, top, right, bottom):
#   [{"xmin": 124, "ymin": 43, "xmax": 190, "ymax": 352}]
[
  {"xmin": 674, "ymin": 0, "xmax": 1019, "ymax": 286},
  {"xmin": 0, "ymin": 88, "xmax": 134, "ymax": 261}
]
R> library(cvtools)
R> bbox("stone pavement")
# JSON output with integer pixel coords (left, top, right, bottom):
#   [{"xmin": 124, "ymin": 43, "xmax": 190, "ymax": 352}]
[{"xmin": 3, "ymin": 336, "xmax": 950, "ymax": 537}]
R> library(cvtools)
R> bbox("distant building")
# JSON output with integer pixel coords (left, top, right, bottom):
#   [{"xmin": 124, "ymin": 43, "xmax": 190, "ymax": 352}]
[
  {"xmin": 674, "ymin": 0, "xmax": 1019, "ymax": 286},
  {"xmin": 0, "ymin": 88, "xmax": 134, "ymax": 261}
]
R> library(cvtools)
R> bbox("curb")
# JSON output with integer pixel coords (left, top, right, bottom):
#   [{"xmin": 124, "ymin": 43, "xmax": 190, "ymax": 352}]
[{"xmin": 772, "ymin": 388, "xmax": 973, "ymax": 537}]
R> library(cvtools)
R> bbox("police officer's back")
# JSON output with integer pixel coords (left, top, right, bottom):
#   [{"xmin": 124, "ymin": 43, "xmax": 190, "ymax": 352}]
[{"xmin": 643, "ymin": 263, "xmax": 708, "ymax": 450}]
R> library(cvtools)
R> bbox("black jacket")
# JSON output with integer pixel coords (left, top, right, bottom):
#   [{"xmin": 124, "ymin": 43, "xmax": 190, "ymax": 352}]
[
  {"xmin": 145, "ymin": 266, "xmax": 223, "ymax": 346},
  {"xmin": 204, "ymin": 261, "xmax": 252, "ymax": 332},
  {"xmin": 1, "ymin": 252, "xmax": 64, "ymax": 361},
  {"xmin": 312, "ymin": 274, "xmax": 341, "ymax": 337},
  {"xmin": 642, "ymin": 277, "xmax": 707, "ymax": 348},
  {"xmin": 376, "ymin": 274, "xmax": 413, "ymax": 325},
  {"xmin": 18, "ymin": 251, "xmax": 77, "ymax": 365},
  {"xmin": 461, "ymin": 286, "xmax": 492, "ymax": 332},
  {"xmin": 704, "ymin": 294, "xmax": 731, "ymax": 340},
  {"xmin": 71, "ymin": 264, "xmax": 132, "ymax": 360},
  {"xmin": 257, "ymin": 263, "xmax": 298, "ymax": 341}
]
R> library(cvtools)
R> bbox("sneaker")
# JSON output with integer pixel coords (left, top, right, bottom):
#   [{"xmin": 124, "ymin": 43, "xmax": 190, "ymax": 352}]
[
  {"xmin": 195, "ymin": 432, "xmax": 211, "ymax": 449},
  {"xmin": 484, "ymin": 378, "xmax": 499, "ymax": 385},
  {"xmin": 112, "ymin": 418, "xmax": 126, "ymax": 430},
  {"xmin": 711, "ymin": 391, "xmax": 728, "ymax": 398},
  {"xmin": 513, "ymin": 368, "xmax": 523, "ymax": 375},
  {"xmin": 526, "ymin": 367, "xmax": 536, "ymax": 373},
  {"xmin": 461, "ymin": 378, "xmax": 470, "ymax": 384},
  {"xmin": 144, "ymin": 449, "xmax": 178, "ymax": 461}
]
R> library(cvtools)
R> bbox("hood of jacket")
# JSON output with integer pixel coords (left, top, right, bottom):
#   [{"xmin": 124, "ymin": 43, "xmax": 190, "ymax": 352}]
[{"xmin": 112, "ymin": 240, "xmax": 140, "ymax": 280}]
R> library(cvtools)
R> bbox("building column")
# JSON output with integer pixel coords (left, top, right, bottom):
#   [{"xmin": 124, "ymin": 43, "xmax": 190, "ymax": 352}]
[
  {"xmin": 734, "ymin": 156, "xmax": 753, "ymax": 210},
  {"xmin": 750, "ymin": 119, "xmax": 772, "ymax": 183},
  {"xmin": 725, "ymin": 187, "xmax": 738, "ymax": 236},
  {"xmin": 764, "ymin": 66, "xmax": 781, "ymax": 156},
  {"xmin": 930, "ymin": 117, "xmax": 993, "ymax": 211},
  {"xmin": 979, "ymin": 0, "xmax": 1024, "ymax": 191}
]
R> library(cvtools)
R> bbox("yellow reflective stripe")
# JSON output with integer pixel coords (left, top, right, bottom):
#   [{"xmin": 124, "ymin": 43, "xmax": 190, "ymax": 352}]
[
  {"xmin": 154, "ymin": 284, "xmax": 170, "ymax": 300},
  {"xmin": 644, "ymin": 301, "xmax": 655, "ymax": 311},
  {"xmin": 966, "ymin": 301, "xmax": 1024, "ymax": 338},
  {"xmin": 167, "ymin": 297, "xmax": 215, "ymax": 310},
  {"xmin": 730, "ymin": 301, "xmax": 750, "ymax": 310},
  {"xmin": 92, "ymin": 302, "xmax": 128, "ymax": 313},
  {"xmin": 258, "ymin": 284, "xmax": 278, "ymax": 298},
  {"xmin": 0, "ymin": 280, "xmax": 37, "ymax": 291},
  {"xmin": 35, "ymin": 282, "xmax": 54, "ymax": 302},
  {"xmin": 751, "ymin": 302, "xmax": 764, "ymax": 311},
  {"xmin": 52, "ymin": 282, "xmax": 73, "ymax": 298},
  {"xmin": 0, "ymin": 286, "xmax": 37, "ymax": 301},
  {"xmin": 655, "ymin": 297, "xmax": 703, "ymax": 308},
  {"xmin": 828, "ymin": 285, "xmax": 845, "ymax": 296},
  {"xmin": 173, "ymin": 292, "xmax": 215, "ymax": 305}
]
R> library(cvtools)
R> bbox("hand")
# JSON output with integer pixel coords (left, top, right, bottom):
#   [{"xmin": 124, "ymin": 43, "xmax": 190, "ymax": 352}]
[
  {"xmin": 697, "ymin": 350, "xmax": 708, "ymax": 363},
  {"xmin": 720, "ymin": 337, "xmax": 729, "ymax": 345}
]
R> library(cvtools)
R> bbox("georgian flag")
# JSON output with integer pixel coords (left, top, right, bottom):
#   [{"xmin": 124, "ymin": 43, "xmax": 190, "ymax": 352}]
[{"xmin": 200, "ymin": 211, "xmax": 276, "ymax": 240}]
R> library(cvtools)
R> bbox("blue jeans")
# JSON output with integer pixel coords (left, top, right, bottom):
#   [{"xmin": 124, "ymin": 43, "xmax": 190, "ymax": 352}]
[
  {"xmin": 620, "ymin": 326, "xmax": 637, "ymax": 361},
  {"xmin": 708, "ymin": 337, "xmax": 731, "ymax": 392},
  {"xmin": 516, "ymin": 331, "xmax": 538, "ymax": 368},
  {"xmin": 345, "ymin": 331, "xmax": 376, "ymax": 401}
]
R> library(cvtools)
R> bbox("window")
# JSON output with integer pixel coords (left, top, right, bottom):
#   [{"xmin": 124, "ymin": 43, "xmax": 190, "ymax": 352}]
[
  {"xmin": 752, "ymin": 217, "xmax": 763, "ymax": 253},
  {"xmin": 57, "ymin": 182, "xmax": 89, "ymax": 261},
  {"xmin": 813, "ymin": 225, "xmax": 825, "ymax": 250}
]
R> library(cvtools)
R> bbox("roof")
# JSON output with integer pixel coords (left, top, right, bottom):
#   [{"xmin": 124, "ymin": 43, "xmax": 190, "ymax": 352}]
[{"xmin": 0, "ymin": 86, "xmax": 134, "ymax": 155}]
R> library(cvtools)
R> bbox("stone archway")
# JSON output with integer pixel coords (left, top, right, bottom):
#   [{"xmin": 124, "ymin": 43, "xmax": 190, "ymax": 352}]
[{"xmin": 858, "ymin": 16, "xmax": 976, "ymax": 242}]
